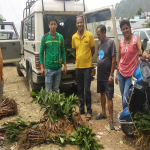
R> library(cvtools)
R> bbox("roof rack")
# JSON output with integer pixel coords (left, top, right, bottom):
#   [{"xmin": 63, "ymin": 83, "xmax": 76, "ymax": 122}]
[
  {"xmin": 23, "ymin": 0, "xmax": 37, "ymax": 19},
  {"xmin": 23, "ymin": 0, "xmax": 85, "ymax": 19}
]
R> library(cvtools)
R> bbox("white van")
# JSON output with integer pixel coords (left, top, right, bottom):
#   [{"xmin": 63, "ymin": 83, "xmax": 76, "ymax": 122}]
[
  {"xmin": 16, "ymin": 0, "xmax": 119, "ymax": 92},
  {"xmin": 0, "ymin": 22, "xmax": 21, "ymax": 64}
]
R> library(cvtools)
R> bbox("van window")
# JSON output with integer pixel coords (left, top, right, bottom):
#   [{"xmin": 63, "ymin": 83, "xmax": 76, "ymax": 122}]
[
  {"xmin": 27, "ymin": 16, "xmax": 35, "ymax": 40},
  {"xmin": 24, "ymin": 20, "xmax": 28, "ymax": 39},
  {"xmin": 140, "ymin": 31, "xmax": 147, "ymax": 40},
  {"xmin": 85, "ymin": 9, "xmax": 114, "ymax": 38},
  {"xmin": 0, "ymin": 24, "xmax": 18, "ymax": 40},
  {"xmin": 43, "ymin": 15, "xmax": 76, "ymax": 63}
]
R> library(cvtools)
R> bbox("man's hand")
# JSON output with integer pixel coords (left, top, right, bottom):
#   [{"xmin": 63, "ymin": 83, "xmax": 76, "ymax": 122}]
[
  {"xmin": 41, "ymin": 67, "xmax": 45, "ymax": 76},
  {"xmin": 108, "ymin": 77, "xmax": 113, "ymax": 86},
  {"xmin": 63, "ymin": 64, "xmax": 67, "ymax": 75}
]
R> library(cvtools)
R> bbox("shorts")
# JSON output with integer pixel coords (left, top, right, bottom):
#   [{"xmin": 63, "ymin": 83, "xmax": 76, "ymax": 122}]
[{"xmin": 97, "ymin": 80, "xmax": 114, "ymax": 99}]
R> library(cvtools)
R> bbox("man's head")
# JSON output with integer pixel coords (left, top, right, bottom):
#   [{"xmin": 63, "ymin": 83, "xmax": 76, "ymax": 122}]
[
  {"xmin": 49, "ymin": 17, "xmax": 57, "ymax": 32},
  {"xmin": 96, "ymin": 24, "xmax": 107, "ymax": 42},
  {"xmin": 76, "ymin": 15, "xmax": 84, "ymax": 32}
]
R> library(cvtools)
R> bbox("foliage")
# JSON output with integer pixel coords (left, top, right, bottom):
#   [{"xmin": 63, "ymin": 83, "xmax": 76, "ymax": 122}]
[
  {"xmin": 66, "ymin": 48, "xmax": 75, "ymax": 63},
  {"xmin": 1, "ymin": 117, "xmax": 38, "ymax": 145},
  {"xmin": 145, "ymin": 22, "xmax": 150, "ymax": 28},
  {"xmin": 135, "ymin": 7, "xmax": 143, "ymax": 15},
  {"xmin": 134, "ymin": 110, "xmax": 150, "ymax": 133},
  {"xmin": 0, "ymin": 18, "xmax": 3, "ymax": 22},
  {"xmin": 31, "ymin": 89, "xmax": 79, "ymax": 123},
  {"xmin": 68, "ymin": 125, "xmax": 103, "ymax": 150},
  {"xmin": 115, "ymin": 0, "xmax": 150, "ymax": 18}
]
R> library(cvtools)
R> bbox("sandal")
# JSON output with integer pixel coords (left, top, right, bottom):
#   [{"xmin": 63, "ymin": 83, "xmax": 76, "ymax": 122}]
[
  {"xmin": 86, "ymin": 114, "xmax": 92, "ymax": 121},
  {"xmin": 109, "ymin": 121, "xmax": 115, "ymax": 130},
  {"xmin": 95, "ymin": 113, "xmax": 107, "ymax": 120}
]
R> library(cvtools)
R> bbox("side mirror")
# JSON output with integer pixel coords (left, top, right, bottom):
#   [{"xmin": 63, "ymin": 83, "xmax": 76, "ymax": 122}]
[{"xmin": 141, "ymin": 38, "xmax": 148, "ymax": 52}]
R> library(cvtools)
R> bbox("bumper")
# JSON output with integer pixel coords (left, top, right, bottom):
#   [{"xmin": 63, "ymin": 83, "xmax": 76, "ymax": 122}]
[{"xmin": 32, "ymin": 71, "xmax": 45, "ymax": 83}]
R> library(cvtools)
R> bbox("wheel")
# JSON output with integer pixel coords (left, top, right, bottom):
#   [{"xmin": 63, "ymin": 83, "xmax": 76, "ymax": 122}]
[
  {"xmin": 16, "ymin": 62, "xmax": 23, "ymax": 76},
  {"xmin": 121, "ymin": 124, "xmax": 135, "ymax": 136}
]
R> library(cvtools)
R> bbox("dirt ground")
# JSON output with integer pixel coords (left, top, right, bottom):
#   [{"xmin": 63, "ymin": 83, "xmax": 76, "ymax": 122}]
[{"xmin": 0, "ymin": 64, "xmax": 139, "ymax": 150}]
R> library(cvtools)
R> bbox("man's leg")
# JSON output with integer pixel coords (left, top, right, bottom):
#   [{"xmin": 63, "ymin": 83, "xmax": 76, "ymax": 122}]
[
  {"xmin": 107, "ymin": 97, "xmax": 113, "ymax": 121},
  {"xmin": 100, "ymin": 92, "xmax": 106, "ymax": 116},
  {"xmin": 84, "ymin": 68, "xmax": 92, "ymax": 116},
  {"xmin": 45, "ymin": 69, "xmax": 54, "ymax": 92},
  {"xmin": 76, "ymin": 69, "xmax": 85, "ymax": 113},
  {"xmin": 118, "ymin": 72, "xmax": 126, "ymax": 109},
  {"xmin": 52, "ymin": 68, "xmax": 62, "ymax": 92},
  {"xmin": 0, "ymin": 79, "xmax": 4, "ymax": 108}
]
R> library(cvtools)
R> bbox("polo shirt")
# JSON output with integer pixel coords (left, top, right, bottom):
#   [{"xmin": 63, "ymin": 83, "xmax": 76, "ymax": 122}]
[
  {"xmin": 39, "ymin": 32, "xmax": 66, "ymax": 70},
  {"xmin": 72, "ymin": 30, "xmax": 95, "ymax": 68}
]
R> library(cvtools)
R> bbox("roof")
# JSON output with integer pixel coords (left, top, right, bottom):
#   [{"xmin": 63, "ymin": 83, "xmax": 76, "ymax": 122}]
[{"xmin": 132, "ymin": 28, "xmax": 150, "ymax": 31}]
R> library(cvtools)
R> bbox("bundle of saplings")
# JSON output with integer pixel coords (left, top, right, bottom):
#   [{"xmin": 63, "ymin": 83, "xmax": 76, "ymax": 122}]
[
  {"xmin": 0, "ymin": 89, "xmax": 103, "ymax": 150},
  {"xmin": 134, "ymin": 110, "xmax": 150, "ymax": 149},
  {"xmin": 0, "ymin": 98, "xmax": 17, "ymax": 119}
]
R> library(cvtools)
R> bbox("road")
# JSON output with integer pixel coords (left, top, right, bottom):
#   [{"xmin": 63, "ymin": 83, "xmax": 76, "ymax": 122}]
[{"xmin": 0, "ymin": 64, "xmax": 138, "ymax": 150}]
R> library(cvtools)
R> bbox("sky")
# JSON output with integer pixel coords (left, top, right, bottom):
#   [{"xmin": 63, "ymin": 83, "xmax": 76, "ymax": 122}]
[{"xmin": 0, "ymin": 0, "xmax": 121, "ymax": 31}]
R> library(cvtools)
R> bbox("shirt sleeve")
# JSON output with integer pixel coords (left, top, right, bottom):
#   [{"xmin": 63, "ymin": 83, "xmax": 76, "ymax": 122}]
[
  {"xmin": 72, "ymin": 36, "xmax": 75, "ymax": 49},
  {"xmin": 89, "ymin": 34, "xmax": 95, "ymax": 48},
  {"xmin": 111, "ymin": 41, "xmax": 116, "ymax": 57},
  {"xmin": 61, "ymin": 35, "xmax": 66, "ymax": 63},
  {"xmin": 39, "ymin": 36, "xmax": 45, "ymax": 64}
]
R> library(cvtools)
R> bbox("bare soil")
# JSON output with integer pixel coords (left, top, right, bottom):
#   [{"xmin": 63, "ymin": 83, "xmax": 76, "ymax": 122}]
[{"xmin": 0, "ymin": 64, "xmax": 138, "ymax": 150}]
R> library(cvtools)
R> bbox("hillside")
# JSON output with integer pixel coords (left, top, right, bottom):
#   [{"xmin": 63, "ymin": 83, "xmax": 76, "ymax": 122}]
[{"xmin": 115, "ymin": 0, "xmax": 150, "ymax": 18}]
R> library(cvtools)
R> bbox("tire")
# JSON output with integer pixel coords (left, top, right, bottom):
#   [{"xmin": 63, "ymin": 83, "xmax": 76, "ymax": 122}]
[
  {"xmin": 16, "ymin": 62, "xmax": 23, "ymax": 76},
  {"xmin": 28, "ymin": 69, "xmax": 41, "ymax": 93},
  {"xmin": 121, "ymin": 124, "xmax": 135, "ymax": 137}
]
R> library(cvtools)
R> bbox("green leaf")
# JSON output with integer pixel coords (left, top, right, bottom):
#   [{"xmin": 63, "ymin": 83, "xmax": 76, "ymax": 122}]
[
  {"xmin": 60, "ymin": 137, "xmax": 64, "ymax": 143},
  {"xmin": 30, "ymin": 92, "xmax": 37, "ymax": 97}
]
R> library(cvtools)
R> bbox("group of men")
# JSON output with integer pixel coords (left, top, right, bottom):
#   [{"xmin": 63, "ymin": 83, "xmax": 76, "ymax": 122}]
[{"xmin": 39, "ymin": 15, "xmax": 116, "ymax": 130}]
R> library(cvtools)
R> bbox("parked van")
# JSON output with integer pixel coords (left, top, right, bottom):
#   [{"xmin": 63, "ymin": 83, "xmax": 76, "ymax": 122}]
[
  {"xmin": 0, "ymin": 22, "xmax": 21, "ymax": 64},
  {"xmin": 16, "ymin": 0, "xmax": 119, "ymax": 92}
]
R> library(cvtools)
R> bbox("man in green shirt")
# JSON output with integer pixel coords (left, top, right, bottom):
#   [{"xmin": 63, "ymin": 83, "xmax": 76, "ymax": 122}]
[{"xmin": 39, "ymin": 17, "xmax": 67, "ymax": 92}]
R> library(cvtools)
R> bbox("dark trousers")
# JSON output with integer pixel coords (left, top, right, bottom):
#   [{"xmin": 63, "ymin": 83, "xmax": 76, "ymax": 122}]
[{"xmin": 76, "ymin": 68, "xmax": 92, "ymax": 114}]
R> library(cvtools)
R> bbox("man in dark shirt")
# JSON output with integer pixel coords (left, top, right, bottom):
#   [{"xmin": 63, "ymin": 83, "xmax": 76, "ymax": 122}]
[{"xmin": 95, "ymin": 24, "xmax": 116, "ymax": 130}]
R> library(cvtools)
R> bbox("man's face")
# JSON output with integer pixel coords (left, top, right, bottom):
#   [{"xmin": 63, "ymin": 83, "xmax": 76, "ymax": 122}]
[
  {"xmin": 96, "ymin": 28, "xmax": 105, "ymax": 41},
  {"xmin": 76, "ymin": 17, "xmax": 84, "ymax": 32},
  {"xmin": 49, "ymin": 21, "xmax": 57, "ymax": 32}
]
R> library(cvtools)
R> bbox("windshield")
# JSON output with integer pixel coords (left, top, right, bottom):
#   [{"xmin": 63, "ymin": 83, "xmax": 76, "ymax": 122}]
[
  {"xmin": 0, "ymin": 24, "xmax": 18, "ymax": 40},
  {"xmin": 85, "ymin": 9, "xmax": 114, "ymax": 38},
  {"xmin": 146, "ymin": 30, "xmax": 150, "ymax": 39}
]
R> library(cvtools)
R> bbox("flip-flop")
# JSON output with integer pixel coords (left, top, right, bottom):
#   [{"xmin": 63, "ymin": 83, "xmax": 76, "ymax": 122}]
[
  {"xmin": 109, "ymin": 121, "xmax": 115, "ymax": 130},
  {"xmin": 95, "ymin": 113, "xmax": 107, "ymax": 120}
]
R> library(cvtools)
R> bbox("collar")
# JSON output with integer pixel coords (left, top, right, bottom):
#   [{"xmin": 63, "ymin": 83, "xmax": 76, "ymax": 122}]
[
  {"xmin": 49, "ymin": 32, "xmax": 59, "ymax": 38},
  {"xmin": 75, "ymin": 29, "xmax": 87, "ymax": 39}
]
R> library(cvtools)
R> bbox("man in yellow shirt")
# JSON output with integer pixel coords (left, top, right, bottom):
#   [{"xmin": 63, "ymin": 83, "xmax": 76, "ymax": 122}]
[{"xmin": 72, "ymin": 15, "xmax": 95, "ymax": 121}]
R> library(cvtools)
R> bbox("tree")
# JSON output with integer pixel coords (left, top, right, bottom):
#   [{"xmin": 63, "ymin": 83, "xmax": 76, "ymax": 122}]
[
  {"xmin": 0, "ymin": 18, "xmax": 3, "ymax": 22},
  {"xmin": 145, "ymin": 21, "xmax": 150, "ymax": 28},
  {"xmin": 135, "ymin": 7, "xmax": 143, "ymax": 15}
]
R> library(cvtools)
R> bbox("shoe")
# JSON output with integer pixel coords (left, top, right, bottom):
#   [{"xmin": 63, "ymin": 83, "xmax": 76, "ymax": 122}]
[{"xmin": 95, "ymin": 113, "xmax": 107, "ymax": 120}]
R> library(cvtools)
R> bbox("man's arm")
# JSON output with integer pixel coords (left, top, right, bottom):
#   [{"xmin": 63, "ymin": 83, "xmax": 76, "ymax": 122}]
[
  {"xmin": 91, "ymin": 46, "xmax": 95, "ymax": 56},
  {"xmin": 61, "ymin": 36, "xmax": 67, "ymax": 75},
  {"xmin": 39, "ymin": 37, "xmax": 45, "ymax": 76},
  {"xmin": 108, "ymin": 41, "xmax": 116, "ymax": 85}
]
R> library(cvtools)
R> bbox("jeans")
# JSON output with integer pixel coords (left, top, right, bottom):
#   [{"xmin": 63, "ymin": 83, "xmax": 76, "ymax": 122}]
[
  {"xmin": 118, "ymin": 72, "xmax": 132, "ymax": 110},
  {"xmin": 76, "ymin": 68, "xmax": 92, "ymax": 114},
  {"xmin": 0, "ymin": 79, "xmax": 4, "ymax": 108},
  {"xmin": 45, "ymin": 68, "xmax": 62, "ymax": 92}
]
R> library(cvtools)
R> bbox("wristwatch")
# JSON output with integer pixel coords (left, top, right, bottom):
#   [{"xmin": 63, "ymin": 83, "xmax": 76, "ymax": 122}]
[{"xmin": 109, "ymin": 76, "xmax": 114, "ymax": 80}]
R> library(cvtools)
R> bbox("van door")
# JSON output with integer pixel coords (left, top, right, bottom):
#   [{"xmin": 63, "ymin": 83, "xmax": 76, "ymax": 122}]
[
  {"xmin": 83, "ymin": 5, "xmax": 119, "ymax": 64},
  {"xmin": 0, "ymin": 22, "xmax": 21, "ymax": 63}
]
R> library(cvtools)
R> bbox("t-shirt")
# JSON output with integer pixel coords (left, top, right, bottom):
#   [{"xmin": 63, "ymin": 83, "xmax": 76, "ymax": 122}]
[
  {"xmin": 72, "ymin": 30, "xmax": 95, "ymax": 68},
  {"xmin": 39, "ymin": 32, "xmax": 66, "ymax": 70},
  {"xmin": 97, "ymin": 38, "xmax": 116, "ymax": 81}
]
